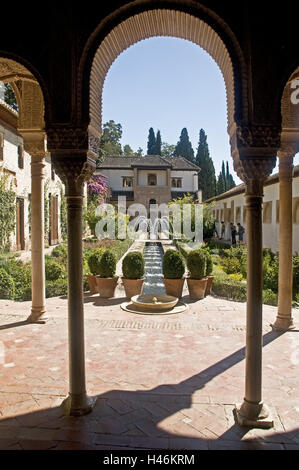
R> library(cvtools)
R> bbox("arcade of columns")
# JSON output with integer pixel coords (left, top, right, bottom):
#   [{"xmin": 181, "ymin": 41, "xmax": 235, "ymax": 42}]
[{"xmin": 0, "ymin": 18, "xmax": 298, "ymax": 429}]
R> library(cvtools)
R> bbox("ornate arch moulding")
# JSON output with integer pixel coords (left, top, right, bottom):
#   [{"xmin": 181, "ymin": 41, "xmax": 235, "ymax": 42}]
[{"xmin": 87, "ymin": 8, "xmax": 241, "ymax": 137}]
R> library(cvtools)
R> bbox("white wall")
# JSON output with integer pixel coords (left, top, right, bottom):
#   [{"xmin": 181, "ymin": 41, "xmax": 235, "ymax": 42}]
[
  {"xmin": 137, "ymin": 169, "xmax": 167, "ymax": 186},
  {"xmin": 99, "ymin": 169, "xmax": 134, "ymax": 191},
  {"xmin": 212, "ymin": 175, "xmax": 299, "ymax": 254},
  {"xmin": 170, "ymin": 170, "xmax": 197, "ymax": 192}
]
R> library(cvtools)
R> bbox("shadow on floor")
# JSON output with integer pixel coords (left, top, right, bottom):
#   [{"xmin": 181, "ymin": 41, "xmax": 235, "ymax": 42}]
[{"xmin": 0, "ymin": 328, "xmax": 296, "ymax": 450}]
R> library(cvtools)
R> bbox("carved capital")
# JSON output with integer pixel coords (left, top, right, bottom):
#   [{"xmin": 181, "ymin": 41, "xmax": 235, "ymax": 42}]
[
  {"xmin": 46, "ymin": 126, "xmax": 89, "ymax": 153},
  {"xmin": 51, "ymin": 153, "xmax": 96, "ymax": 196},
  {"xmin": 19, "ymin": 130, "xmax": 47, "ymax": 157},
  {"xmin": 231, "ymin": 124, "xmax": 281, "ymax": 151},
  {"xmin": 277, "ymin": 143, "xmax": 296, "ymax": 160},
  {"xmin": 234, "ymin": 156, "xmax": 276, "ymax": 196}
]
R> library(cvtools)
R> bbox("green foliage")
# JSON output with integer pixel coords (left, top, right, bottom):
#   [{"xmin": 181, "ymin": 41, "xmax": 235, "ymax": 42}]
[
  {"xmin": 216, "ymin": 160, "xmax": 236, "ymax": 195},
  {"xmin": 173, "ymin": 128, "xmax": 195, "ymax": 163},
  {"xmin": 212, "ymin": 278, "xmax": 247, "ymax": 302},
  {"xmin": 123, "ymin": 144, "xmax": 135, "ymax": 156},
  {"xmin": 262, "ymin": 251, "xmax": 279, "ymax": 292},
  {"xmin": 98, "ymin": 120, "xmax": 123, "ymax": 161},
  {"xmin": 122, "ymin": 251, "xmax": 145, "ymax": 279},
  {"xmin": 46, "ymin": 278, "xmax": 68, "ymax": 298},
  {"xmin": 205, "ymin": 252, "xmax": 213, "ymax": 276},
  {"xmin": 98, "ymin": 250, "xmax": 116, "ymax": 278},
  {"xmin": 45, "ymin": 259, "xmax": 66, "ymax": 281},
  {"xmin": 4, "ymin": 83, "xmax": 18, "ymax": 111},
  {"xmin": 187, "ymin": 250, "xmax": 206, "ymax": 280},
  {"xmin": 196, "ymin": 129, "xmax": 216, "ymax": 201},
  {"xmin": 2, "ymin": 260, "xmax": 31, "ymax": 301},
  {"xmin": 154, "ymin": 130, "xmax": 162, "ymax": 155},
  {"xmin": 262, "ymin": 289, "xmax": 278, "ymax": 306},
  {"xmin": 161, "ymin": 142, "xmax": 175, "ymax": 158},
  {"xmin": 0, "ymin": 169, "xmax": 16, "ymax": 251},
  {"xmin": 0, "ymin": 267, "xmax": 15, "ymax": 299},
  {"xmin": 293, "ymin": 255, "xmax": 299, "ymax": 298},
  {"xmin": 87, "ymin": 249, "xmax": 103, "ymax": 275},
  {"xmin": 162, "ymin": 249, "xmax": 185, "ymax": 279},
  {"xmin": 147, "ymin": 127, "xmax": 156, "ymax": 155},
  {"xmin": 229, "ymin": 273, "xmax": 244, "ymax": 282},
  {"xmin": 51, "ymin": 244, "xmax": 67, "ymax": 261}
]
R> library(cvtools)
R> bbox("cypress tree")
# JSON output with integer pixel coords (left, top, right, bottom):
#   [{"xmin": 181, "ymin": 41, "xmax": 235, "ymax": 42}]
[
  {"xmin": 147, "ymin": 128, "xmax": 156, "ymax": 155},
  {"xmin": 196, "ymin": 129, "xmax": 216, "ymax": 201},
  {"xmin": 221, "ymin": 161, "xmax": 226, "ymax": 191},
  {"xmin": 217, "ymin": 172, "xmax": 226, "ymax": 195},
  {"xmin": 154, "ymin": 130, "xmax": 162, "ymax": 155},
  {"xmin": 173, "ymin": 128, "xmax": 194, "ymax": 162}
]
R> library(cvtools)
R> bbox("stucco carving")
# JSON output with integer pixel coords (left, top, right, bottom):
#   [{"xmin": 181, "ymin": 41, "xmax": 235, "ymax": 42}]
[{"xmin": 51, "ymin": 154, "xmax": 96, "ymax": 196}]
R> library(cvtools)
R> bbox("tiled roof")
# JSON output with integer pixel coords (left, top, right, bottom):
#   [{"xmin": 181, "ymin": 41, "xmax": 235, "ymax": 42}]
[{"xmin": 97, "ymin": 155, "xmax": 201, "ymax": 171}]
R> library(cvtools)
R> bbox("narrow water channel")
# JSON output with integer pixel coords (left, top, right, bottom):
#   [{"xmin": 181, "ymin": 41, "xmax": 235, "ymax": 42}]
[{"xmin": 142, "ymin": 242, "xmax": 166, "ymax": 295}]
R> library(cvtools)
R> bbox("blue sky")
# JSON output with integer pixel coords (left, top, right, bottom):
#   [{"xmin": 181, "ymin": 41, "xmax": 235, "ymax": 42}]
[{"xmin": 102, "ymin": 37, "xmax": 298, "ymax": 185}]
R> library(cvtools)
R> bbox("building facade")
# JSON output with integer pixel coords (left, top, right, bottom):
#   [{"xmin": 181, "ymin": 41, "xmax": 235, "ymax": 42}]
[
  {"xmin": 207, "ymin": 166, "xmax": 299, "ymax": 254},
  {"xmin": 97, "ymin": 155, "xmax": 201, "ymax": 212},
  {"xmin": 0, "ymin": 99, "xmax": 63, "ymax": 251}
]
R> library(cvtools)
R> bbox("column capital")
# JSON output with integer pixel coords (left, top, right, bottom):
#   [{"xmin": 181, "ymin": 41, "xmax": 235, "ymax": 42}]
[
  {"xmin": 277, "ymin": 143, "xmax": 296, "ymax": 160},
  {"xmin": 51, "ymin": 154, "xmax": 96, "ymax": 197},
  {"xmin": 46, "ymin": 124, "xmax": 100, "ymax": 159},
  {"xmin": 18, "ymin": 130, "xmax": 47, "ymax": 157}
]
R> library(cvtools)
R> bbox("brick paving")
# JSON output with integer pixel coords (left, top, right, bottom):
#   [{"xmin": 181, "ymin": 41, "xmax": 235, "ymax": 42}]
[{"xmin": 0, "ymin": 290, "xmax": 298, "ymax": 450}]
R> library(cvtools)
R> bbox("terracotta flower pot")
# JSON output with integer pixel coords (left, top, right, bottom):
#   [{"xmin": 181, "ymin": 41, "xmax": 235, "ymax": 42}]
[
  {"xmin": 163, "ymin": 278, "xmax": 185, "ymax": 299},
  {"xmin": 205, "ymin": 276, "xmax": 214, "ymax": 296},
  {"xmin": 96, "ymin": 276, "xmax": 119, "ymax": 298},
  {"xmin": 122, "ymin": 278, "xmax": 144, "ymax": 299},
  {"xmin": 87, "ymin": 274, "xmax": 98, "ymax": 294},
  {"xmin": 187, "ymin": 278, "xmax": 208, "ymax": 300}
]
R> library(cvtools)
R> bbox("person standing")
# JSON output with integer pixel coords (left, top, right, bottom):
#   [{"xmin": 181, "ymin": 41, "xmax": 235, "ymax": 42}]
[
  {"xmin": 237, "ymin": 223, "xmax": 245, "ymax": 245},
  {"xmin": 231, "ymin": 224, "xmax": 237, "ymax": 246},
  {"xmin": 220, "ymin": 221, "xmax": 225, "ymax": 239}
]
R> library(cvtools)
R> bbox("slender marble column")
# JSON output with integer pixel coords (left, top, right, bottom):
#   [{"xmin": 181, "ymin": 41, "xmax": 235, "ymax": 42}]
[
  {"xmin": 235, "ymin": 180, "xmax": 274, "ymax": 428},
  {"xmin": 272, "ymin": 151, "xmax": 295, "ymax": 331}
]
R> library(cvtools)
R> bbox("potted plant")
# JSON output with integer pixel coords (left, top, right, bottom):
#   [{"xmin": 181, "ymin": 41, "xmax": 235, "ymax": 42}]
[
  {"xmin": 205, "ymin": 252, "xmax": 214, "ymax": 295},
  {"xmin": 86, "ymin": 249, "xmax": 102, "ymax": 294},
  {"xmin": 162, "ymin": 249, "xmax": 185, "ymax": 298},
  {"xmin": 122, "ymin": 251, "xmax": 145, "ymax": 298},
  {"xmin": 96, "ymin": 250, "xmax": 118, "ymax": 298},
  {"xmin": 186, "ymin": 249, "xmax": 208, "ymax": 300}
]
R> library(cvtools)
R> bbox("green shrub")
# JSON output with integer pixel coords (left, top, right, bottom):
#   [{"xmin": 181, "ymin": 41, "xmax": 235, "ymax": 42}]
[
  {"xmin": 222, "ymin": 256, "xmax": 241, "ymax": 275},
  {"xmin": 3, "ymin": 260, "xmax": 31, "ymax": 301},
  {"xmin": 212, "ymin": 279, "xmax": 247, "ymax": 302},
  {"xmin": 262, "ymin": 289, "xmax": 278, "ymax": 306},
  {"xmin": 293, "ymin": 256, "xmax": 299, "ymax": 298},
  {"xmin": 229, "ymin": 273, "xmax": 244, "ymax": 282},
  {"xmin": 45, "ymin": 259, "xmax": 66, "ymax": 281},
  {"xmin": 51, "ymin": 244, "xmax": 67, "ymax": 260},
  {"xmin": 122, "ymin": 251, "xmax": 145, "ymax": 279},
  {"xmin": 0, "ymin": 267, "xmax": 15, "ymax": 299},
  {"xmin": 262, "ymin": 253, "xmax": 279, "ymax": 292},
  {"xmin": 87, "ymin": 249, "xmax": 103, "ymax": 275},
  {"xmin": 46, "ymin": 278, "xmax": 68, "ymax": 298},
  {"xmin": 99, "ymin": 250, "xmax": 116, "ymax": 278},
  {"xmin": 187, "ymin": 250, "xmax": 206, "ymax": 280},
  {"xmin": 205, "ymin": 252, "xmax": 213, "ymax": 277},
  {"xmin": 162, "ymin": 250, "xmax": 185, "ymax": 279}
]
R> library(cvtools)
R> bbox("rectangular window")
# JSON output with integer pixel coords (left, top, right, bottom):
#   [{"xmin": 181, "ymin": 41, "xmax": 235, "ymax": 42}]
[
  {"xmin": 18, "ymin": 144, "xmax": 24, "ymax": 169},
  {"xmin": 0, "ymin": 133, "xmax": 4, "ymax": 161},
  {"xmin": 122, "ymin": 177, "xmax": 133, "ymax": 187},
  {"xmin": 148, "ymin": 174, "xmax": 157, "ymax": 186},
  {"xmin": 171, "ymin": 178, "xmax": 182, "ymax": 188},
  {"xmin": 51, "ymin": 164, "xmax": 55, "ymax": 181}
]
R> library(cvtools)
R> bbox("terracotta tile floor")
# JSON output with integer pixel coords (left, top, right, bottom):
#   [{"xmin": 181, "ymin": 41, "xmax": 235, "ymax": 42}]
[{"xmin": 0, "ymin": 289, "xmax": 298, "ymax": 450}]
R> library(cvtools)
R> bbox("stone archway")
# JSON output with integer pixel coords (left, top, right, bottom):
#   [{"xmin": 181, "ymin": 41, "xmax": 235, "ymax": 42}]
[
  {"xmin": 0, "ymin": 57, "xmax": 47, "ymax": 322},
  {"xmin": 88, "ymin": 8, "xmax": 246, "ymax": 143}
]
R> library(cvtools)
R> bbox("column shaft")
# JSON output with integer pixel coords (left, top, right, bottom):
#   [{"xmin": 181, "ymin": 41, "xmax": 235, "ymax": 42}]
[
  {"xmin": 273, "ymin": 155, "xmax": 294, "ymax": 330},
  {"xmin": 28, "ymin": 155, "xmax": 46, "ymax": 322}
]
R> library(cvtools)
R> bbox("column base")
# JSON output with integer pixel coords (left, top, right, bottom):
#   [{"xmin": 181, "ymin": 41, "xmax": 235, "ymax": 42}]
[
  {"xmin": 271, "ymin": 315, "xmax": 295, "ymax": 331},
  {"xmin": 27, "ymin": 307, "xmax": 47, "ymax": 324},
  {"xmin": 235, "ymin": 401, "xmax": 274, "ymax": 429},
  {"xmin": 62, "ymin": 393, "xmax": 96, "ymax": 417}
]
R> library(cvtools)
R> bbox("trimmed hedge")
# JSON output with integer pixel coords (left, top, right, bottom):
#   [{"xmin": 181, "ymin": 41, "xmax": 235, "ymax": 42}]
[
  {"xmin": 98, "ymin": 250, "xmax": 116, "ymax": 278},
  {"xmin": 187, "ymin": 250, "xmax": 206, "ymax": 280},
  {"xmin": 45, "ymin": 259, "xmax": 66, "ymax": 281},
  {"xmin": 122, "ymin": 251, "xmax": 145, "ymax": 279},
  {"xmin": 0, "ymin": 267, "xmax": 15, "ymax": 299},
  {"xmin": 212, "ymin": 279, "xmax": 247, "ymax": 302},
  {"xmin": 162, "ymin": 249, "xmax": 185, "ymax": 279}
]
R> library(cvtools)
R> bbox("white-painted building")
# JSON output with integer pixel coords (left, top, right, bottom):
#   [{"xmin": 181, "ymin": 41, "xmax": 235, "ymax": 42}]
[
  {"xmin": 97, "ymin": 155, "xmax": 201, "ymax": 211},
  {"xmin": 206, "ymin": 167, "xmax": 299, "ymax": 254},
  {"xmin": 0, "ymin": 99, "xmax": 63, "ymax": 251}
]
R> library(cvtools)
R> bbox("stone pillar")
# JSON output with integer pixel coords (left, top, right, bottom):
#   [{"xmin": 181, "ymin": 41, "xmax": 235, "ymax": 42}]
[
  {"xmin": 21, "ymin": 132, "xmax": 47, "ymax": 323},
  {"xmin": 48, "ymin": 127, "xmax": 97, "ymax": 415},
  {"xmin": 235, "ymin": 179, "xmax": 273, "ymax": 428},
  {"xmin": 230, "ymin": 124, "xmax": 279, "ymax": 428},
  {"xmin": 272, "ymin": 148, "xmax": 295, "ymax": 331}
]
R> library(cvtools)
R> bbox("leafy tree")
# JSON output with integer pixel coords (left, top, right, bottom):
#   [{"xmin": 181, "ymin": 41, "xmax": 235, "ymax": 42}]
[
  {"xmin": 196, "ymin": 129, "xmax": 216, "ymax": 201},
  {"xmin": 98, "ymin": 120, "xmax": 123, "ymax": 161},
  {"xmin": 153, "ymin": 130, "xmax": 162, "ymax": 155},
  {"xmin": 147, "ymin": 127, "xmax": 156, "ymax": 155},
  {"xmin": 135, "ymin": 147, "xmax": 143, "ymax": 157},
  {"xmin": 3, "ymin": 83, "xmax": 18, "ymax": 111},
  {"xmin": 161, "ymin": 142, "xmax": 175, "ymax": 158},
  {"xmin": 123, "ymin": 144, "xmax": 135, "ymax": 156},
  {"xmin": 173, "ymin": 128, "xmax": 194, "ymax": 162}
]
